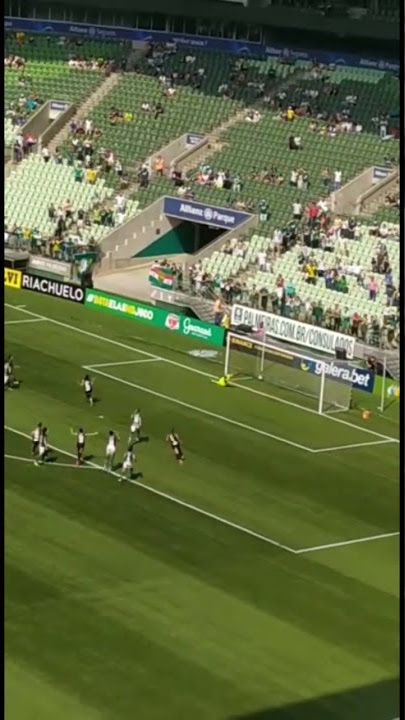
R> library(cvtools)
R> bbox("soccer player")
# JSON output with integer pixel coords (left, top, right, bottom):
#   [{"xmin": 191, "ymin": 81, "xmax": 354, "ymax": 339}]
[
  {"xmin": 70, "ymin": 427, "xmax": 98, "ymax": 466},
  {"xmin": 34, "ymin": 426, "xmax": 48, "ymax": 466},
  {"xmin": 104, "ymin": 430, "xmax": 119, "ymax": 472},
  {"xmin": 31, "ymin": 422, "xmax": 43, "ymax": 456},
  {"xmin": 166, "ymin": 429, "xmax": 184, "ymax": 464},
  {"xmin": 129, "ymin": 409, "xmax": 142, "ymax": 444},
  {"xmin": 5, "ymin": 354, "xmax": 14, "ymax": 376},
  {"xmin": 4, "ymin": 354, "xmax": 14, "ymax": 390},
  {"xmin": 81, "ymin": 374, "xmax": 94, "ymax": 406},
  {"xmin": 75, "ymin": 427, "xmax": 86, "ymax": 466},
  {"xmin": 120, "ymin": 445, "xmax": 135, "ymax": 482},
  {"xmin": 4, "ymin": 364, "xmax": 11, "ymax": 390}
]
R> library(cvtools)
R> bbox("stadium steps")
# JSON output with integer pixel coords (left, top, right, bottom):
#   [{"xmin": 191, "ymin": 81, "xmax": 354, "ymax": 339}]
[
  {"xmin": 177, "ymin": 108, "xmax": 247, "ymax": 175},
  {"xmin": 187, "ymin": 296, "xmax": 216, "ymax": 323},
  {"xmin": 362, "ymin": 174, "xmax": 399, "ymax": 215},
  {"xmin": 176, "ymin": 65, "xmax": 308, "ymax": 177},
  {"xmin": 113, "ymin": 109, "xmax": 249, "ymax": 210},
  {"xmin": 47, "ymin": 72, "xmax": 121, "ymax": 153}
]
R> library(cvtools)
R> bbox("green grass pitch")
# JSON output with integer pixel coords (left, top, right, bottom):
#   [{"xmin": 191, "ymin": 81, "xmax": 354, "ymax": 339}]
[{"xmin": 5, "ymin": 288, "xmax": 399, "ymax": 720}]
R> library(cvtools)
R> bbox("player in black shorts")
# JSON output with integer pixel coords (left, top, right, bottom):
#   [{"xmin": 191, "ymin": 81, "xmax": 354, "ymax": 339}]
[
  {"xmin": 76, "ymin": 428, "xmax": 86, "ymax": 466},
  {"xmin": 166, "ymin": 429, "xmax": 184, "ymax": 464},
  {"xmin": 81, "ymin": 375, "xmax": 94, "ymax": 406}
]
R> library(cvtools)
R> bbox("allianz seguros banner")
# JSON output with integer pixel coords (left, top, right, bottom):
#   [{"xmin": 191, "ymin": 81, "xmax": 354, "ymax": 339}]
[
  {"xmin": 163, "ymin": 197, "xmax": 253, "ymax": 230},
  {"xmin": 85, "ymin": 289, "xmax": 224, "ymax": 346},
  {"xmin": 4, "ymin": 18, "xmax": 399, "ymax": 72},
  {"xmin": 231, "ymin": 304, "xmax": 356, "ymax": 359}
]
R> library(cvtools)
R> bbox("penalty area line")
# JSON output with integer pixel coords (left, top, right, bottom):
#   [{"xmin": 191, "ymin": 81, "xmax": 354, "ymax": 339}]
[
  {"xmin": 311, "ymin": 439, "xmax": 397, "ymax": 453},
  {"xmin": 5, "ymin": 453, "xmax": 97, "ymax": 469},
  {"xmin": 5, "ymin": 318, "xmax": 47, "ymax": 325},
  {"xmin": 295, "ymin": 531, "xmax": 399, "ymax": 554},
  {"xmin": 5, "ymin": 426, "xmax": 297, "ymax": 555}
]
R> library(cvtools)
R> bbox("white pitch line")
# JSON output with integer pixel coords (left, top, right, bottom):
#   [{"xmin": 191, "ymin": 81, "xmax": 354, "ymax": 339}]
[
  {"xmin": 84, "ymin": 365, "xmax": 313, "ymax": 453},
  {"xmin": 4, "ymin": 303, "xmax": 398, "ymax": 445},
  {"xmin": 5, "ymin": 426, "xmax": 297, "ymax": 554},
  {"xmin": 311, "ymin": 439, "xmax": 397, "ymax": 453},
  {"xmin": 87, "ymin": 358, "xmax": 162, "ymax": 369},
  {"xmin": 5, "ymin": 318, "xmax": 46, "ymax": 325},
  {"xmin": 294, "ymin": 531, "xmax": 399, "ymax": 554},
  {"xmin": 5, "ymin": 453, "xmax": 96, "ymax": 470}
]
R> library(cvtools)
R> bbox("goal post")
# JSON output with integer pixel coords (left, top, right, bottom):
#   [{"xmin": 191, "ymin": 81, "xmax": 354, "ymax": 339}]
[{"xmin": 223, "ymin": 332, "xmax": 353, "ymax": 414}]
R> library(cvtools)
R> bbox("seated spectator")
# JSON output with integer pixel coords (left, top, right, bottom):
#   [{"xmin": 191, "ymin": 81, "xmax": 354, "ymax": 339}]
[{"xmin": 245, "ymin": 109, "xmax": 261, "ymax": 124}]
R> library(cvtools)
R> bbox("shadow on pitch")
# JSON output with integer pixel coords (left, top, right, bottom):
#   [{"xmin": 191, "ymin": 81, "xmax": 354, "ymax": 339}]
[
  {"xmin": 45, "ymin": 453, "xmax": 58, "ymax": 464},
  {"xmin": 229, "ymin": 678, "xmax": 398, "ymax": 720},
  {"xmin": 114, "ymin": 464, "xmax": 143, "ymax": 481}
]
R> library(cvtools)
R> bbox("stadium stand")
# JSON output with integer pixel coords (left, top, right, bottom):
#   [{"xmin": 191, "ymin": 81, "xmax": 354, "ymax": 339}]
[{"xmin": 4, "ymin": 30, "xmax": 400, "ymax": 348}]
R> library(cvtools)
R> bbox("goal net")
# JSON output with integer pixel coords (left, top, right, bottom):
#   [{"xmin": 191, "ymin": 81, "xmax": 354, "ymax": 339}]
[{"xmin": 223, "ymin": 332, "xmax": 353, "ymax": 414}]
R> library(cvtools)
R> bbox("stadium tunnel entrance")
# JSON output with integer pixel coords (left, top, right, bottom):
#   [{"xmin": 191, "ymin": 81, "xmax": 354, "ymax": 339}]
[
  {"xmin": 133, "ymin": 196, "xmax": 257, "ymax": 259},
  {"xmin": 134, "ymin": 218, "xmax": 224, "ymax": 258}
]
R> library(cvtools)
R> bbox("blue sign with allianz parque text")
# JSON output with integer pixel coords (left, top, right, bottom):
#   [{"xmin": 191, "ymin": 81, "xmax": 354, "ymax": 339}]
[{"xmin": 163, "ymin": 197, "xmax": 252, "ymax": 229}]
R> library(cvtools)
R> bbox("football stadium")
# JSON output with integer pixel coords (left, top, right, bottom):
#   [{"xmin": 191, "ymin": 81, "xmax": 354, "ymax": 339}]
[{"xmin": 4, "ymin": 0, "xmax": 400, "ymax": 717}]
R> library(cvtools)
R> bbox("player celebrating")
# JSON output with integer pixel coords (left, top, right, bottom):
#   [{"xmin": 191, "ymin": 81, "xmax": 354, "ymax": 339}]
[
  {"xmin": 166, "ymin": 429, "xmax": 184, "ymax": 464},
  {"xmin": 34, "ymin": 426, "xmax": 48, "ymax": 466},
  {"xmin": 73, "ymin": 427, "xmax": 86, "ymax": 466},
  {"xmin": 129, "ymin": 409, "xmax": 142, "ymax": 444},
  {"xmin": 120, "ymin": 445, "xmax": 135, "ymax": 482},
  {"xmin": 70, "ymin": 427, "xmax": 98, "ymax": 466},
  {"xmin": 81, "ymin": 374, "xmax": 94, "ymax": 406},
  {"xmin": 31, "ymin": 422, "xmax": 43, "ymax": 456},
  {"xmin": 104, "ymin": 430, "xmax": 119, "ymax": 472}
]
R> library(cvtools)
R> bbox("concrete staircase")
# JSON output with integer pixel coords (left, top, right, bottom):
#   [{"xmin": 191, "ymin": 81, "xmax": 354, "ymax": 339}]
[
  {"xmin": 176, "ymin": 65, "xmax": 310, "ymax": 178},
  {"xmin": 186, "ymin": 294, "xmax": 216, "ymax": 323},
  {"xmin": 176, "ymin": 108, "xmax": 247, "ymax": 175},
  {"xmin": 47, "ymin": 72, "xmax": 121, "ymax": 153},
  {"xmin": 362, "ymin": 174, "xmax": 399, "ymax": 216}
]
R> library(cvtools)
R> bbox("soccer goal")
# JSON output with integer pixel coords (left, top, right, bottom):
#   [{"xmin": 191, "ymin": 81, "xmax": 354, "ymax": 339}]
[{"xmin": 223, "ymin": 332, "xmax": 353, "ymax": 414}]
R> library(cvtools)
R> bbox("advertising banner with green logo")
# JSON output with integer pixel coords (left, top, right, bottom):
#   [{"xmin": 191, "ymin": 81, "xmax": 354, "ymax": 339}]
[{"xmin": 85, "ymin": 289, "xmax": 225, "ymax": 346}]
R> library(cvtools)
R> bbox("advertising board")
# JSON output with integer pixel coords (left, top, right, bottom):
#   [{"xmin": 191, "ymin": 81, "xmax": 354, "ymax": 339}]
[
  {"xmin": 4, "ymin": 17, "xmax": 399, "ymax": 72},
  {"xmin": 85, "ymin": 289, "xmax": 225, "ymax": 346},
  {"xmin": 4, "ymin": 268, "xmax": 22, "ymax": 289},
  {"xmin": 231, "ymin": 304, "xmax": 356, "ymax": 359},
  {"xmin": 163, "ymin": 197, "xmax": 252, "ymax": 230},
  {"xmin": 298, "ymin": 358, "xmax": 375, "ymax": 392},
  {"xmin": 21, "ymin": 273, "xmax": 85, "ymax": 303}
]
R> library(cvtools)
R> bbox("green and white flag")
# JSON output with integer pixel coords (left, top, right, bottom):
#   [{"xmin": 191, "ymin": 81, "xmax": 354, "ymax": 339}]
[
  {"xmin": 74, "ymin": 250, "xmax": 98, "ymax": 278},
  {"xmin": 149, "ymin": 264, "xmax": 175, "ymax": 289}
]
